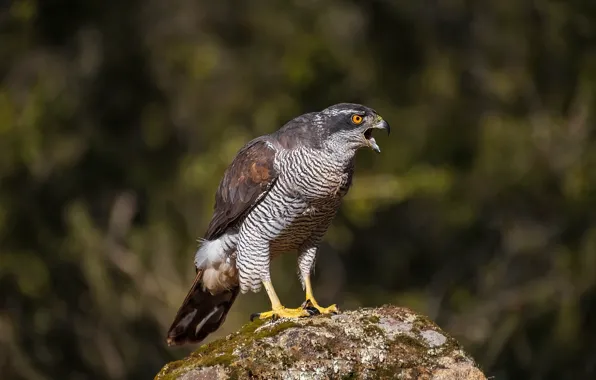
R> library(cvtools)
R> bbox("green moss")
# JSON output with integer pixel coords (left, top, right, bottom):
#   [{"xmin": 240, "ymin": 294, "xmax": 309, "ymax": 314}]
[
  {"xmin": 160, "ymin": 360, "xmax": 185, "ymax": 374},
  {"xmin": 237, "ymin": 318, "xmax": 266, "ymax": 335},
  {"xmin": 363, "ymin": 324, "xmax": 384, "ymax": 337},
  {"xmin": 156, "ymin": 319, "xmax": 302, "ymax": 379},
  {"xmin": 154, "ymin": 360, "xmax": 187, "ymax": 380},
  {"xmin": 367, "ymin": 315, "xmax": 380, "ymax": 324},
  {"xmin": 155, "ymin": 371, "xmax": 178, "ymax": 380},
  {"xmin": 358, "ymin": 313, "xmax": 384, "ymax": 338},
  {"xmin": 412, "ymin": 314, "xmax": 436, "ymax": 331},
  {"xmin": 187, "ymin": 319, "xmax": 269, "ymax": 358},
  {"xmin": 432, "ymin": 334, "xmax": 462, "ymax": 357},
  {"xmin": 253, "ymin": 320, "xmax": 299, "ymax": 340},
  {"xmin": 191, "ymin": 339, "xmax": 227, "ymax": 358},
  {"xmin": 200, "ymin": 352, "xmax": 236, "ymax": 367},
  {"xmin": 389, "ymin": 334, "xmax": 427, "ymax": 360},
  {"xmin": 372, "ymin": 363, "xmax": 411, "ymax": 379}
]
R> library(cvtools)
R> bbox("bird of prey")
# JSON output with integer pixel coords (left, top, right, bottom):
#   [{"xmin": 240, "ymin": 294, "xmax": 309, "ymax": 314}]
[{"xmin": 166, "ymin": 103, "xmax": 390, "ymax": 346}]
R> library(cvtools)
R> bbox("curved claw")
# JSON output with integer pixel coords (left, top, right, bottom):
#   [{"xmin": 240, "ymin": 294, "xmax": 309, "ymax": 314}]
[
  {"xmin": 304, "ymin": 305, "xmax": 320, "ymax": 316},
  {"xmin": 301, "ymin": 299, "xmax": 339, "ymax": 315}
]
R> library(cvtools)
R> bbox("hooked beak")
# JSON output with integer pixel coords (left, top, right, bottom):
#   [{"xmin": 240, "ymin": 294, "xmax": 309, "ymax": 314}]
[{"xmin": 364, "ymin": 118, "xmax": 391, "ymax": 153}]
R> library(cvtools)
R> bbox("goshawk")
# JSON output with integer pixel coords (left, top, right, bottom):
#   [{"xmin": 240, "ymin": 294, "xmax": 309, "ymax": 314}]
[{"xmin": 167, "ymin": 103, "xmax": 390, "ymax": 346}]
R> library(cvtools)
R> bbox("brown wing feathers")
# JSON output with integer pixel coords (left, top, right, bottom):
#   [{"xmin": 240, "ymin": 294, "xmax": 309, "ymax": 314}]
[
  {"xmin": 204, "ymin": 138, "xmax": 277, "ymax": 240},
  {"xmin": 166, "ymin": 138, "xmax": 278, "ymax": 346}
]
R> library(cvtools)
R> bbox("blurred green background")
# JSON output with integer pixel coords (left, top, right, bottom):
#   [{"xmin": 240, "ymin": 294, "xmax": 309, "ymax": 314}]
[{"xmin": 1, "ymin": 0, "xmax": 596, "ymax": 379}]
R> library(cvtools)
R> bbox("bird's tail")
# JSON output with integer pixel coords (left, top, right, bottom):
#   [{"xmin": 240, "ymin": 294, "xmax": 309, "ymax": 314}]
[{"xmin": 166, "ymin": 270, "xmax": 239, "ymax": 346}]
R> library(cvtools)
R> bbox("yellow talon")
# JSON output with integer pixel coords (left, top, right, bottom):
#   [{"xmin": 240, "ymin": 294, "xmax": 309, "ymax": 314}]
[
  {"xmin": 251, "ymin": 306, "xmax": 310, "ymax": 321},
  {"xmin": 302, "ymin": 276, "xmax": 339, "ymax": 315},
  {"xmin": 252, "ymin": 277, "xmax": 339, "ymax": 322},
  {"xmin": 251, "ymin": 280, "xmax": 312, "ymax": 321}
]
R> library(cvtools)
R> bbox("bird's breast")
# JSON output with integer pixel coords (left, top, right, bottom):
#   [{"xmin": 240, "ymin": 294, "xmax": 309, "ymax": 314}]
[{"xmin": 275, "ymin": 148, "xmax": 355, "ymax": 206}]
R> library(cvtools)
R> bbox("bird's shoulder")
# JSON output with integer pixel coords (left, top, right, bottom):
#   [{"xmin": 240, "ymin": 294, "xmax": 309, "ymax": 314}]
[
  {"xmin": 204, "ymin": 136, "xmax": 279, "ymax": 239},
  {"xmin": 270, "ymin": 113, "xmax": 324, "ymax": 150}
]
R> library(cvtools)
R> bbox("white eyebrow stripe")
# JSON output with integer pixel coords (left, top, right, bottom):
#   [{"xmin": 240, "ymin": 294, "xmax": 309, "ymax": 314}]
[{"xmin": 322, "ymin": 108, "xmax": 362, "ymax": 116}]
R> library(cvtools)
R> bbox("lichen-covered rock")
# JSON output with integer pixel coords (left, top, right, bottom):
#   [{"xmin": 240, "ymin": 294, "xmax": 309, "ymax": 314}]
[{"xmin": 156, "ymin": 305, "xmax": 486, "ymax": 380}]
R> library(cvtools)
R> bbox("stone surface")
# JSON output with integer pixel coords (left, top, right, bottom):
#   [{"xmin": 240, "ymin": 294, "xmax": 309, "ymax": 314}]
[{"xmin": 155, "ymin": 305, "xmax": 487, "ymax": 380}]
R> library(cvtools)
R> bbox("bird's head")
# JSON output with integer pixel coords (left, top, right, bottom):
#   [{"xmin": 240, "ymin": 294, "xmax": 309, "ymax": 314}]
[
  {"xmin": 275, "ymin": 103, "xmax": 390, "ymax": 155},
  {"xmin": 318, "ymin": 103, "xmax": 391, "ymax": 154}
]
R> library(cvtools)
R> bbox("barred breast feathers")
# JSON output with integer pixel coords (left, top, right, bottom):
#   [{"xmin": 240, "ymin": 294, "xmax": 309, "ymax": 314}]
[{"xmin": 276, "ymin": 146, "xmax": 354, "ymax": 201}]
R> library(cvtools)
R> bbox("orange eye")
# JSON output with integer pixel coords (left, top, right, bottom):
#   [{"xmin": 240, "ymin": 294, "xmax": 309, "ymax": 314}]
[{"xmin": 351, "ymin": 114, "xmax": 363, "ymax": 124}]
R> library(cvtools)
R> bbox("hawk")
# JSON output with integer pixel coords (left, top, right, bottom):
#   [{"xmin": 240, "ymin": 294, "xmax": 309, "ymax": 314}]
[{"xmin": 167, "ymin": 103, "xmax": 390, "ymax": 346}]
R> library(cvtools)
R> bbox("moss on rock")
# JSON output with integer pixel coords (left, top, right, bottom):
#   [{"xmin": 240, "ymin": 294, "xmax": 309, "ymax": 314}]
[{"xmin": 155, "ymin": 305, "xmax": 486, "ymax": 380}]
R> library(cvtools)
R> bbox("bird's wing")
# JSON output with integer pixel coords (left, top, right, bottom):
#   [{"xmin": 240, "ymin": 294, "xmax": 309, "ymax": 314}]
[{"xmin": 204, "ymin": 137, "xmax": 278, "ymax": 240}]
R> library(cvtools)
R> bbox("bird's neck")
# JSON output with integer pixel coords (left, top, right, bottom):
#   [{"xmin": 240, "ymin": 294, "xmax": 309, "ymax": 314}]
[{"xmin": 321, "ymin": 140, "xmax": 359, "ymax": 168}]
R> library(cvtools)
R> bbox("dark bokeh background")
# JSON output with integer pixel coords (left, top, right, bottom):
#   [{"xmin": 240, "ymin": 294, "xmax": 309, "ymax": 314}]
[{"xmin": 2, "ymin": 1, "xmax": 596, "ymax": 379}]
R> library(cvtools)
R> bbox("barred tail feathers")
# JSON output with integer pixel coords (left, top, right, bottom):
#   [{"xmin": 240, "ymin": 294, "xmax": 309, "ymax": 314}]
[
  {"xmin": 167, "ymin": 237, "xmax": 239, "ymax": 346},
  {"xmin": 166, "ymin": 270, "xmax": 239, "ymax": 346}
]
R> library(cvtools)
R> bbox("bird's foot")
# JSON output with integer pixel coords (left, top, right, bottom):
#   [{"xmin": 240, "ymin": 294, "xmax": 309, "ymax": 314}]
[
  {"xmin": 301, "ymin": 299, "xmax": 339, "ymax": 315},
  {"xmin": 250, "ymin": 306, "xmax": 310, "ymax": 322}
]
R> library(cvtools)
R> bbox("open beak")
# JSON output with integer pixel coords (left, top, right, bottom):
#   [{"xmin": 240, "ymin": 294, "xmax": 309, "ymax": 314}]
[{"xmin": 364, "ymin": 118, "xmax": 391, "ymax": 153}]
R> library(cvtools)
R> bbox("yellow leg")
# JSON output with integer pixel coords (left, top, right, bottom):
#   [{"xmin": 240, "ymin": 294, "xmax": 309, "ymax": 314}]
[
  {"xmin": 302, "ymin": 276, "xmax": 338, "ymax": 315},
  {"xmin": 250, "ymin": 280, "xmax": 310, "ymax": 321}
]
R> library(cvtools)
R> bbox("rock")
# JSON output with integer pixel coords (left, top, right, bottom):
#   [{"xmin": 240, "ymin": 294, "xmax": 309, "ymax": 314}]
[{"xmin": 156, "ymin": 305, "xmax": 487, "ymax": 380}]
